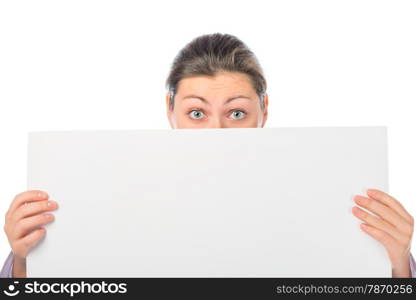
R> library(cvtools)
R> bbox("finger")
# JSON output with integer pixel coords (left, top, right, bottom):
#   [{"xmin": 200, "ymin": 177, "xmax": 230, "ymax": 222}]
[
  {"xmin": 359, "ymin": 223, "xmax": 397, "ymax": 250},
  {"xmin": 352, "ymin": 206, "xmax": 408, "ymax": 245},
  {"xmin": 14, "ymin": 213, "xmax": 55, "ymax": 239},
  {"xmin": 366, "ymin": 189, "xmax": 413, "ymax": 224},
  {"xmin": 354, "ymin": 195, "xmax": 407, "ymax": 231},
  {"xmin": 7, "ymin": 190, "xmax": 49, "ymax": 216},
  {"xmin": 15, "ymin": 227, "xmax": 46, "ymax": 255},
  {"xmin": 13, "ymin": 200, "xmax": 58, "ymax": 223}
]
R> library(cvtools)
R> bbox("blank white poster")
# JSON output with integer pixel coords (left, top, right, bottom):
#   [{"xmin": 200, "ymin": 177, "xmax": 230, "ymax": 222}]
[{"xmin": 27, "ymin": 127, "xmax": 390, "ymax": 277}]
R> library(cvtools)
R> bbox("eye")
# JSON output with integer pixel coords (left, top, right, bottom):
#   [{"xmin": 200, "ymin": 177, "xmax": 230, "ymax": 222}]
[
  {"xmin": 188, "ymin": 109, "xmax": 205, "ymax": 120},
  {"xmin": 230, "ymin": 110, "xmax": 246, "ymax": 120}
]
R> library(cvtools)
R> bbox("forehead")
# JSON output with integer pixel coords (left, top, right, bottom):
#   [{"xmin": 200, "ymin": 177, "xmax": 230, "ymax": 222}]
[{"xmin": 176, "ymin": 72, "xmax": 257, "ymax": 98}]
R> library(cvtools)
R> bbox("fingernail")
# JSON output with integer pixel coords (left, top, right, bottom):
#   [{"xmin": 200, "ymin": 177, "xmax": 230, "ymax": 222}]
[
  {"xmin": 47, "ymin": 200, "xmax": 56, "ymax": 207},
  {"xmin": 354, "ymin": 196, "xmax": 365, "ymax": 205},
  {"xmin": 38, "ymin": 191, "xmax": 48, "ymax": 199},
  {"xmin": 367, "ymin": 188, "xmax": 377, "ymax": 195}
]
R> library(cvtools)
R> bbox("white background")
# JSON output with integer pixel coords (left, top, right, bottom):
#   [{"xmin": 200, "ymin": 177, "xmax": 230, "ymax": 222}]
[{"xmin": 1, "ymin": 0, "xmax": 415, "ymax": 264}]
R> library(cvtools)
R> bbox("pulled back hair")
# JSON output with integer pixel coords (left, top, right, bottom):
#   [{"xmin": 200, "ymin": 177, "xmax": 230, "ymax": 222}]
[{"xmin": 165, "ymin": 33, "xmax": 267, "ymax": 111}]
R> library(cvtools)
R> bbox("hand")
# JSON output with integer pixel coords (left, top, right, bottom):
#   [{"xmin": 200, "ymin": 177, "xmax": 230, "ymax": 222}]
[
  {"xmin": 352, "ymin": 189, "xmax": 414, "ymax": 277},
  {"xmin": 3, "ymin": 190, "xmax": 58, "ymax": 277}
]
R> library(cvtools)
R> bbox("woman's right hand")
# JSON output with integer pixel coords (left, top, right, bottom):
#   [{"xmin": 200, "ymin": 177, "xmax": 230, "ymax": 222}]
[{"xmin": 3, "ymin": 190, "xmax": 58, "ymax": 277}]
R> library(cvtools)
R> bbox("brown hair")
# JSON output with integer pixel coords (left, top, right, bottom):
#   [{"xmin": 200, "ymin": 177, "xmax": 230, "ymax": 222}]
[{"xmin": 165, "ymin": 33, "xmax": 267, "ymax": 111}]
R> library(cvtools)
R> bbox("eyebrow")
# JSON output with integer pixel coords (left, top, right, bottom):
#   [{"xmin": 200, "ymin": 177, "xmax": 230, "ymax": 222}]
[{"xmin": 181, "ymin": 95, "xmax": 252, "ymax": 105}]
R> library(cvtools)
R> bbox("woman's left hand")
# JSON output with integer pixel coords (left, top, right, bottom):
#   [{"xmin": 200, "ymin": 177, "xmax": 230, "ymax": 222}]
[{"xmin": 352, "ymin": 189, "xmax": 414, "ymax": 277}]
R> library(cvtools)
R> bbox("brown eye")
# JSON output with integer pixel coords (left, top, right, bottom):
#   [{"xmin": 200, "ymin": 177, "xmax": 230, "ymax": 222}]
[
  {"xmin": 189, "ymin": 110, "xmax": 205, "ymax": 120},
  {"xmin": 230, "ymin": 110, "xmax": 246, "ymax": 120}
]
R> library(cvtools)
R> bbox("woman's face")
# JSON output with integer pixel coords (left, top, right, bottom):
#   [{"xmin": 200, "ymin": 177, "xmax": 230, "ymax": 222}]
[{"xmin": 166, "ymin": 71, "xmax": 268, "ymax": 129}]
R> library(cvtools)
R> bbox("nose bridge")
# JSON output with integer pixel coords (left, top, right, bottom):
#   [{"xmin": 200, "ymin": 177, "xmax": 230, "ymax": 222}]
[{"xmin": 208, "ymin": 114, "xmax": 225, "ymax": 128}]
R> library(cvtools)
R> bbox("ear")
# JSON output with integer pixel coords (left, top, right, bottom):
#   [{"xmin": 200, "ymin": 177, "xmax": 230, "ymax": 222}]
[
  {"xmin": 166, "ymin": 92, "xmax": 171, "ymax": 110},
  {"xmin": 166, "ymin": 93, "xmax": 174, "ymax": 128},
  {"xmin": 261, "ymin": 93, "xmax": 269, "ymax": 128}
]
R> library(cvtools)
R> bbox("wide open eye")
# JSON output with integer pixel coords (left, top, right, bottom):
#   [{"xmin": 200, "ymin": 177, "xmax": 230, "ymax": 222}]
[
  {"xmin": 230, "ymin": 110, "xmax": 246, "ymax": 120},
  {"xmin": 188, "ymin": 109, "xmax": 205, "ymax": 120}
]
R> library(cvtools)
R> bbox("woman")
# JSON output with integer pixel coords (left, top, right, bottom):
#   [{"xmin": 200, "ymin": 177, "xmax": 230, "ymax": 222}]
[{"xmin": 1, "ymin": 33, "xmax": 415, "ymax": 278}]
